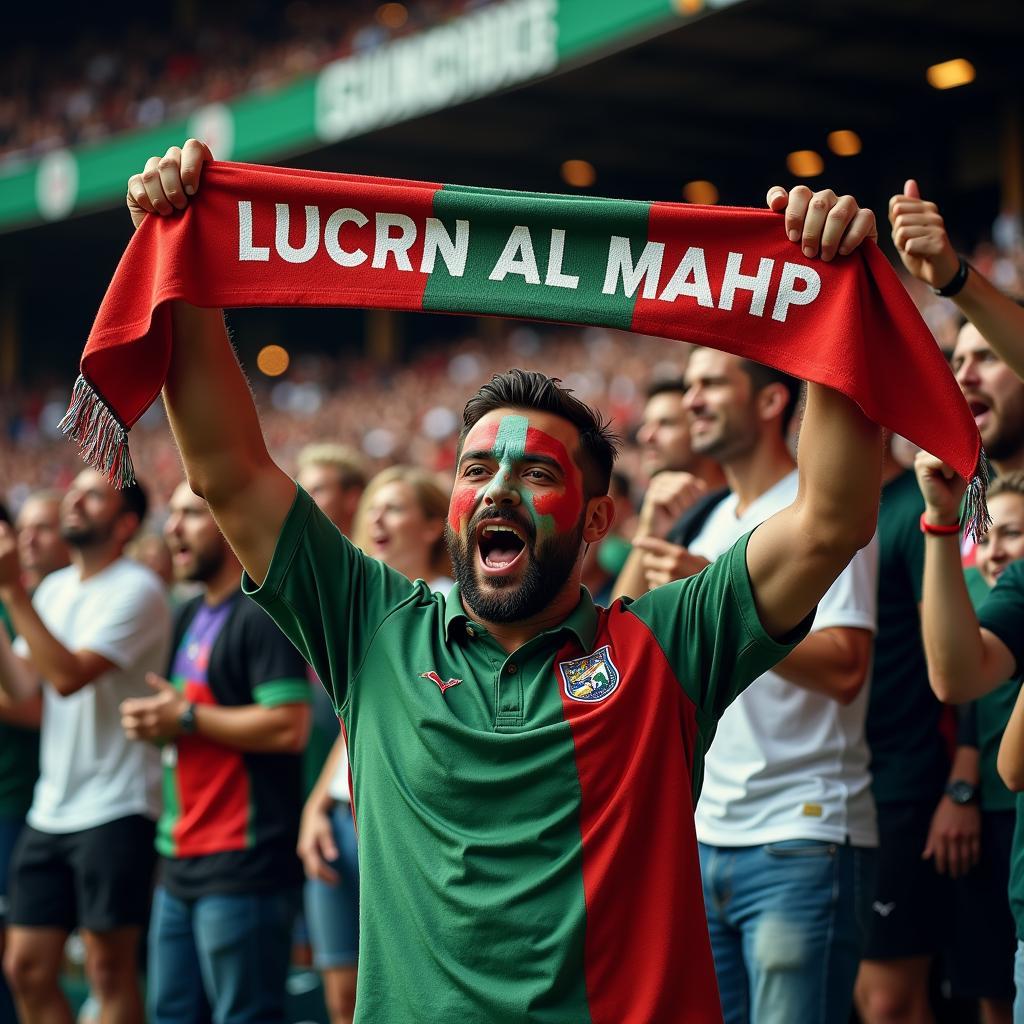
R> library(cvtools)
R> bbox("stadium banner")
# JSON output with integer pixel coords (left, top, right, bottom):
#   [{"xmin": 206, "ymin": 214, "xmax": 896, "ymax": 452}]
[
  {"xmin": 0, "ymin": 0, "xmax": 739, "ymax": 233},
  {"xmin": 61, "ymin": 160, "xmax": 987, "ymax": 534}
]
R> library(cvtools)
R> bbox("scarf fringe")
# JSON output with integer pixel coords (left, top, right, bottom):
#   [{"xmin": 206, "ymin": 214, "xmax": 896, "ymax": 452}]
[
  {"xmin": 962, "ymin": 449, "xmax": 991, "ymax": 544},
  {"xmin": 59, "ymin": 375, "xmax": 136, "ymax": 489}
]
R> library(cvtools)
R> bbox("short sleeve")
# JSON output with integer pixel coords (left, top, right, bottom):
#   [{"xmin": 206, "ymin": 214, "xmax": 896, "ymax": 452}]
[
  {"xmin": 242, "ymin": 486, "xmax": 417, "ymax": 710},
  {"xmin": 76, "ymin": 572, "xmax": 170, "ymax": 671},
  {"xmin": 628, "ymin": 530, "xmax": 814, "ymax": 722},
  {"xmin": 979, "ymin": 560, "xmax": 1024, "ymax": 679},
  {"xmin": 236, "ymin": 599, "xmax": 310, "ymax": 707}
]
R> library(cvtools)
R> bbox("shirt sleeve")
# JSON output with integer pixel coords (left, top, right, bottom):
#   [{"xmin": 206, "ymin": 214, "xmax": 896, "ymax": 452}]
[
  {"xmin": 76, "ymin": 572, "xmax": 171, "ymax": 671},
  {"xmin": 242, "ymin": 485, "xmax": 417, "ymax": 711},
  {"xmin": 237, "ymin": 599, "xmax": 311, "ymax": 707},
  {"xmin": 627, "ymin": 529, "xmax": 814, "ymax": 722},
  {"xmin": 979, "ymin": 559, "xmax": 1024, "ymax": 680}
]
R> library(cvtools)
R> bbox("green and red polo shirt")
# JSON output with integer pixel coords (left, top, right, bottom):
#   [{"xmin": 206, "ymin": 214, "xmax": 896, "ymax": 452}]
[{"xmin": 244, "ymin": 486, "xmax": 809, "ymax": 1023}]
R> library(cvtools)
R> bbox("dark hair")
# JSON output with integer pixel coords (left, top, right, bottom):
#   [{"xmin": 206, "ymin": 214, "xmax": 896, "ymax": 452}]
[
  {"xmin": 0, "ymin": 501, "xmax": 9, "ymax": 525},
  {"xmin": 645, "ymin": 377, "xmax": 686, "ymax": 401},
  {"xmin": 119, "ymin": 479, "xmax": 149, "ymax": 532},
  {"xmin": 460, "ymin": 369, "xmax": 620, "ymax": 499},
  {"xmin": 740, "ymin": 359, "xmax": 803, "ymax": 435}
]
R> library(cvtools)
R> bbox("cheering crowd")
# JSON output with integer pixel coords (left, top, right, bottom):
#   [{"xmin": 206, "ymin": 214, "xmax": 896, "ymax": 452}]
[{"xmin": 1, "ymin": 147, "xmax": 1024, "ymax": 1024}]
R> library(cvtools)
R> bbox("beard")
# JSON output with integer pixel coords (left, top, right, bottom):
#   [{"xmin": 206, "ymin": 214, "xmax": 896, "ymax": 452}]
[
  {"xmin": 60, "ymin": 520, "xmax": 112, "ymax": 548},
  {"xmin": 445, "ymin": 508, "xmax": 584, "ymax": 623},
  {"xmin": 181, "ymin": 543, "xmax": 226, "ymax": 584}
]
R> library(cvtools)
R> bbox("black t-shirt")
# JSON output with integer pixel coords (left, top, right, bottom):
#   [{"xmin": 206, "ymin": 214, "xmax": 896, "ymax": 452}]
[
  {"xmin": 157, "ymin": 591, "xmax": 309, "ymax": 899},
  {"xmin": 866, "ymin": 471, "xmax": 948, "ymax": 804}
]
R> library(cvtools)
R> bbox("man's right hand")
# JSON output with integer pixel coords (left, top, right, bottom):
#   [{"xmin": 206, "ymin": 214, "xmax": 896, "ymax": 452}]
[
  {"xmin": 914, "ymin": 450, "xmax": 966, "ymax": 528},
  {"xmin": 888, "ymin": 179, "xmax": 960, "ymax": 289},
  {"xmin": 636, "ymin": 472, "xmax": 707, "ymax": 540},
  {"xmin": 298, "ymin": 802, "xmax": 340, "ymax": 886},
  {"xmin": 127, "ymin": 139, "xmax": 213, "ymax": 231}
]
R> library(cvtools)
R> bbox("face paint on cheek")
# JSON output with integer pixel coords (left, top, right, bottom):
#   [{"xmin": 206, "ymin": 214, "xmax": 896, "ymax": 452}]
[
  {"xmin": 524, "ymin": 427, "xmax": 584, "ymax": 534},
  {"xmin": 449, "ymin": 420, "xmax": 501, "ymax": 532}
]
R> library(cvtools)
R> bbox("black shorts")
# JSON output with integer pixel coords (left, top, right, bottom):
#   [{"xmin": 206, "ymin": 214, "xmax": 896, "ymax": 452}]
[
  {"xmin": 945, "ymin": 808, "xmax": 1016, "ymax": 1002},
  {"xmin": 8, "ymin": 815, "xmax": 156, "ymax": 933},
  {"xmin": 863, "ymin": 798, "xmax": 946, "ymax": 960}
]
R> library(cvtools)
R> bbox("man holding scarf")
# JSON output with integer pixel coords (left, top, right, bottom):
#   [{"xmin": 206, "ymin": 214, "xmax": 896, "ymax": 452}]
[{"xmin": 113, "ymin": 139, "xmax": 877, "ymax": 1022}]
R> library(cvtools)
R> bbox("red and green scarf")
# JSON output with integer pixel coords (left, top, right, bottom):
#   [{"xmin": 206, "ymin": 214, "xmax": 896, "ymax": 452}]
[{"xmin": 62, "ymin": 160, "xmax": 987, "ymax": 533}]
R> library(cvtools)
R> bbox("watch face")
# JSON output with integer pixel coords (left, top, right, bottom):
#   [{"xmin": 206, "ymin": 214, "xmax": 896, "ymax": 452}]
[{"xmin": 948, "ymin": 780, "xmax": 976, "ymax": 804}]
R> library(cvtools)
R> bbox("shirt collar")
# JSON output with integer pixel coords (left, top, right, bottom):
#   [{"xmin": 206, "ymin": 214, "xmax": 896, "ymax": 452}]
[{"xmin": 443, "ymin": 583, "xmax": 598, "ymax": 652}]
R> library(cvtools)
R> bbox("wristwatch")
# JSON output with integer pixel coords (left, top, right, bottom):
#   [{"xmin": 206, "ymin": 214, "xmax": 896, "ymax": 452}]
[
  {"xmin": 945, "ymin": 779, "xmax": 978, "ymax": 805},
  {"xmin": 178, "ymin": 702, "xmax": 198, "ymax": 736}
]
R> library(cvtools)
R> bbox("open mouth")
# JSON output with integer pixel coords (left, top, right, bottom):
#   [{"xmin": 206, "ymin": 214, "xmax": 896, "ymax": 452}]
[
  {"xmin": 967, "ymin": 398, "xmax": 991, "ymax": 424},
  {"xmin": 476, "ymin": 521, "xmax": 528, "ymax": 574}
]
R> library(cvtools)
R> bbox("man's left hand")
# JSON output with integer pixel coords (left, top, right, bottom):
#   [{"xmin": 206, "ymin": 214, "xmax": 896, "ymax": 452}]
[
  {"xmin": 766, "ymin": 185, "xmax": 877, "ymax": 261},
  {"xmin": 120, "ymin": 673, "xmax": 189, "ymax": 742},
  {"xmin": 922, "ymin": 794, "xmax": 981, "ymax": 878}
]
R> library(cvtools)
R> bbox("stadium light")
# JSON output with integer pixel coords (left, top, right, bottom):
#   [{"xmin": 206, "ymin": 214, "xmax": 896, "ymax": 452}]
[
  {"xmin": 561, "ymin": 160, "xmax": 596, "ymax": 188},
  {"xmin": 827, "ymin": 130, "xmax": 862, "ymax": 157},
  {"xmin": 926, "ymin": 58, "xmax": 976, "ymax": 90},
  {"xmin": 377, "ymin": 3, "xmax": 408, "ymax": 29},
  {"xmin": 257, "ymin": 344, "xmax": 290, "ymax": 377},
  {"xmin": 683, "ymin": 180, "xmax": 719, "ymax": 205},
  {"xmin": 786, "ymin": 150, "xmax": 824, "ymax": 178}
]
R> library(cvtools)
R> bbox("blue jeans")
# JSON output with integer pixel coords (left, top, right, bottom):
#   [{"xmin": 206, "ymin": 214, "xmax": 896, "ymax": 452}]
[
  {"xmin": 699, "ymin": 840, "xmax": 876, "ymax": 1024},
  {"xmin": 1014, "ymin": 941, "xmax": 1024, "ymax": 1024},
  {"xmin": 304, "ymin": 803, "xmax": 359, "ymax": 969},
  {"xmin": 148, "ymin": 885, "xmax": 300, "ymax": 1024}
]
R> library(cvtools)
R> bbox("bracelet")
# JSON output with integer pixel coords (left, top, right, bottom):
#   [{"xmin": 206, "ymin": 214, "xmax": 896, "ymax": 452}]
[
  {"xmin": 933, "ymin": 255, "xmax": 970, "ymax": 298},
  {"xmin": 919, "ymin": 512, "xmax": 960, "ymax": 536}
]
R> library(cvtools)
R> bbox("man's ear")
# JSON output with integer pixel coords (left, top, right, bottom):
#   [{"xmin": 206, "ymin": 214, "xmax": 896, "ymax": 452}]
[
  {"xmin": 583, "ymin": 495, "xmax": 615, "ymax": 545},
  {"xmin": 756, "ymin": 382, "xmax": 789, "ymax": 426}
]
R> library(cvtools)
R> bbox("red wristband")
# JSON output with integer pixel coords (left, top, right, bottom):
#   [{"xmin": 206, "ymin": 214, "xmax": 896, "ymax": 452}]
[{"xmin": 919, "ymin": 512, "xmax": 960, "ymax": 536}]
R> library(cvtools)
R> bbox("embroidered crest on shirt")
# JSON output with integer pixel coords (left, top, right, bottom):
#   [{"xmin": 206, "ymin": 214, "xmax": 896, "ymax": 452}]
[
  {"xmin": 559, "ymin": 646, "xmax": 620, "ymax": 703},
  {"xmin": 420, "ymin": 671, "xmax": 462, "ymax": 695}
]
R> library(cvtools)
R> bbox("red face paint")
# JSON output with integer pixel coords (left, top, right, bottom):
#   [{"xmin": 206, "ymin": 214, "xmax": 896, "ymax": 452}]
[
  {"xmin": 448, "ymin": 420, "xmax": 499, "ymax": 532},
  {"xmin": 525, "ymin": 427, "xmax": 584, "ymax": 533}
]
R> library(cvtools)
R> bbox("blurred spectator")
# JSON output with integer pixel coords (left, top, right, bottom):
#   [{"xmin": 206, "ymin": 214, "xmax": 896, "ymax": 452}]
[
  {"xmin": 0, "ymin": 471, "xmax": 169, "ymax": 1024},
  {"xmin": 295, "ymin": 442, "xmax": 369, "ymax": 541},
  {"xmin": 1, "ymin": 1, "xmax": 491, "ymax": 167},
  {"xmin": 126, "ymin": 532, "xmax": 174, "ymax": 589},
  {"xmin": 15, "ymin": 491, "xmax": 70, "ymax": 593},
  {"xmin": 299, "ymin": 464, "xmax": 452, "ymax": 1024},
  {"xmin": 120, "ymin": 481, "xmax": 310, "ymax": 1024}
]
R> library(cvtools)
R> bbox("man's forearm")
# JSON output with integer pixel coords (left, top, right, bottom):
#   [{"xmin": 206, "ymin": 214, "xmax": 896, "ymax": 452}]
[
  {"xmin": 999, "ymin": 686, "xmax": 1024, "ymax": 791},
  {"xmin": 194, "ymin": 701, "xmax": 311, "ymax": 754},
  {"xmin": 795, "ymin": 383, "xmax": 882, "ymax": 545},
  {"xmin": 745, "ymin": 384, "xmax": 880, "ymax": 639},
  {"xmin": 955, "ymin": 270, "xmax": 1024, "ymax": 381},
  {"xmin": 773, "ymin": 626, "xmax": 873, "ymax": 705},
  {"xmin": 0, "ymin": 690, "xmax": 42, "ymax": 729},
  {"xmin": 0, "ymin": 584, "xmax": 92, "ymax": 695},
  {"xmin": 0, "ymin": 624, "xmax": 40, "ymax": 701},
  {"xmin": 164, "ymin": 303, "xmax": 274, "ymax": 504},
  {"xmin": 920, "ymin": 533, "xmax": 997, "ymax": 703}
]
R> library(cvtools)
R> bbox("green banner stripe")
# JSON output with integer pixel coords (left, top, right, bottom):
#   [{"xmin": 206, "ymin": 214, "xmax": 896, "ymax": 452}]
[{"xmin": 422, "ymin": 185, "xmax": 650, "ymax": 329}]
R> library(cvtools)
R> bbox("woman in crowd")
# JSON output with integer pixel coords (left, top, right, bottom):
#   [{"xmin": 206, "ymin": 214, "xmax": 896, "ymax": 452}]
[{"xmin": 297, "ymin": 466, "xmax": 452, "ymax": 1024}]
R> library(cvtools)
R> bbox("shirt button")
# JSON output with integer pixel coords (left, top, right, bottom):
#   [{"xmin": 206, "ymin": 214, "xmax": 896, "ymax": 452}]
[
  {"xmin": 506, "ymin": 663, "xmax": 518, "ymax": 675},
  {"xmin": 465, "ymin": 626, "xmax": 476, "ymax": 638}
]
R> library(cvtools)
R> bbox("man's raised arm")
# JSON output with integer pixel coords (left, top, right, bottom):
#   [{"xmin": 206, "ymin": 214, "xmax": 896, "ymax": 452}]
[
  {"xmin": 890, "ymin": 179, "xmax": 1024, "ymax": 381},
  {"xmin": 127, "ymin": 141, "xmax": 295, "ymax": 584},
  {"xmin": 742, "ymin": 185, "xmax": 882, "ymax": 638}
]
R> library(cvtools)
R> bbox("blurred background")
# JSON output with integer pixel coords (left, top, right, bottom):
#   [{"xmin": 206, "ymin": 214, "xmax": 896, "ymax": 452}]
[{"xmin": 1, "ymin": 0, "xmax": 1022, "ymax": 518}]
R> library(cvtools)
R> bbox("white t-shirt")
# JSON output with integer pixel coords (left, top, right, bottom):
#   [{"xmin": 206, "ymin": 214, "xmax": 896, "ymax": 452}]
[
  {"xmin": 15, "ymin": 558, "xmax": 171, "ymax": 833},
  {"xmin": 690, "ymin": 470, "xmax": 880, "ymax": 848}
]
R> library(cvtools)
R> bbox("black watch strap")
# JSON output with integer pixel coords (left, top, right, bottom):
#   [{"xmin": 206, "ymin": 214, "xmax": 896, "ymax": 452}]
[
  {"xmin": 934, "ymin": 255, "xmax": 970, "ymax": 298},
  {"xmin": 178, "ymin": 702, "xmax": 198, "ymax": 735}
]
